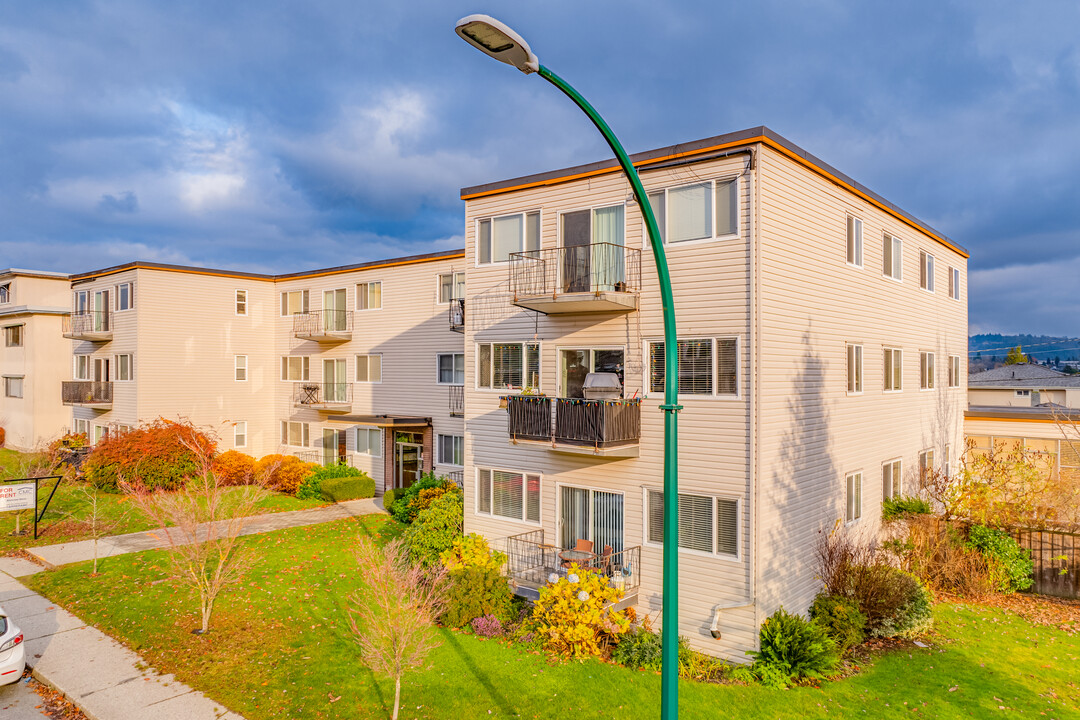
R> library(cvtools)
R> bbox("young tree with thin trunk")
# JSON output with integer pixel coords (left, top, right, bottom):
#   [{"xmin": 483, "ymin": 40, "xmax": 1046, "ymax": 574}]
[
  {"xmin": 122, "ymin": 432, "xmax": 268, "ymax": 634},
  {"xmin": 348, "ymin": 538, "xmax": 449, "ymax": 720},
  {"xmin": 76, "ymin": 485, "xmax": 128, "ymax": 574}
]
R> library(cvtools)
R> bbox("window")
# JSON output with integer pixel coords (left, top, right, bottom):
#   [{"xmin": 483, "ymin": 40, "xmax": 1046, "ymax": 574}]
[
  {"xmin": 438, "ymin": 434, "xmax": 464, "ymax": 466},
  {"xmin": 883, "ymin": 348, "xmax": 902, "ymax": 391},
  {"xmin": 846, "ymin": 344, "xmax": 863, "ymax": 393},
  {"xmin": 0, "ymin": 283, "xmax": 9, "ymax": 303},
  {"xmin": 919, "ymin": 251, "xmax": 935, "ymax": 292},
  {"xmin": 93, "ymin": 425, "xmax": 106, "ymax": 444},
  {"xmin": 439, "ymin": 272, "xmax": 465, "ymax": 303},
  {"xmin": 476, "ymin": 468, "xmax": 540, "ymax": 523},
  {"xmin": 948, "ymin": 266, "xmax": 961, "ymax": 300},
  {"xmin": 477, "ymin": 342, "xmax": 540, "ymax": 390},
  {"xmin": 478, "ymin": 211, "xmax": 540, "ymax": 264},
  {"xmin": 281, "ymin": 356, "xmax": 310, "ymax": 381},
  {"xmin": 846, "ymin": 216, "xmax": 863, "ymax": 267},
  {"xmin": 919, "ymin": 449, "xmax": 935, "ymax": 484},
  {"xmin": 649, "ymin": 338, "xmax": 738, "ymax": 396},
  {"xmin": 280, "ymin": 290, "xmax": 309, "ymax": 316},
  {"xmin": 73, "ymin": 418, "xmax": 89, "ymax": 436},
  {"xmin": 882, "ymin": 460, "xmax": 902, "ymax": 501},
  {"xmin": 74, "ymin": 355, "xmax": 90, "ymax": 380},
  {"xmin": 281, "ymin": 421, "xmax": 309, "ymax": 447},
  {"xmin": 355, "ymin": 354, "xmax": 382, "ymax": 382},
  {"xmin": 234, "ymin": 421, "xmax": 247, "ymax": 449},
  {"xmin": 948, "ymin": 355, "xmax": 961, "ymax": 388},
  {"xmin": 115, "ymin": 354, "xmax": 132, "ymax": 381},
  {"xmin": 846, "ymin": 472, "xmax": 862, "ymax": 522},
  {"xmin": 115, "ymin": 282, "xmax": 133, "ymax": 311},
  {"xmin": 73, "ymin": 290, "xmax": 88, "ymax": 314},
  {"xmin": 355, "ymin": 427, "xmax": 381, "ymax": 456},
  {"xmin": 920, "ymin": 352, "xmax": 935, "ymax": 390},
  {"xmin": 882, "ymin": 234, "xmax": 903, "ymax": 280},
  {"xmin": 3, "ymin": 376, "xmax": 23, "ymax": 398},
  {"xmin": 235, "ymin": 290, "xmax": 248, "ymax": 316},
  {"xmin": 944, "ymin": 444, "xmax": 951, "ymax": 480},
  {"xmin": 235, "ymin": 355, "xmax": 247, "ymax": 381},
  {"xmin": 4, "ymin": 325, "xmax": 23, "ymax": 347},
  {"xmin": 646, "ymin": 489, "xmax": 739, "ymax": 557},
  {"xmin": 559, "ymin": 348, "xmax": 624, "ymax": 398},
  {"xmin": 646, "ymin": 177, "xmax": 738, "ymax": 244},
  {"xmin": 1015, "ymin": 389, "xmax": 1031, "ymax": 398},
  {"xmin": 438, "ymin": 353, "xmax": 465, "ymax": 385},
  {"xmin": 356, "ymin": 281, "xmax": 382, "ymax": 310}
]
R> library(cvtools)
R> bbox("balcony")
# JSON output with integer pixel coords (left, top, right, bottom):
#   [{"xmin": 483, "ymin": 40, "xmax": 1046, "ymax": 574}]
[
  {"xmin": 449, "ymin": 384, "xmax": 464, "ymax": 417},
  {"xmin": 505, "ymin": 529, "xmax": 640, "ymax": 608},
  {"xmin": 63, "ymin": 312, "xmax": 112, "ymax": 342},
  {"xmin": 293, "ymin": 382, "xmax": 353, "ymax": 412},
  {"xmin": 449, "ymin": 298, "xmax": 465, "ymax": 332},
  {"xmin": 293, "ymin": 310, "xmax": 353, "ymax": 342},
  {"xmin": 509, "ymin": 243, "xmax": 641, "ymax": 315},
  {"xmin": 62, "ymin": 381, "xmax": 113, "ymax": 409},
  {"xmin": 506, "ymin": 395, "xmax": 641, "ymax": 457}
]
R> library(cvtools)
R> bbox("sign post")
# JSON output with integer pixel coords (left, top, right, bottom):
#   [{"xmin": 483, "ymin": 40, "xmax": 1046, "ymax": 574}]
[{"xmin": 1, "ymin": 476, "xmax": 63, "ymax": 539}]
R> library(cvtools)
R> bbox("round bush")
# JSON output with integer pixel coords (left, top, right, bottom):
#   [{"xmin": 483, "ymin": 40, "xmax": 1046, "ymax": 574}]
[
  {"xmin": 531, "ymin": 566, "xmax": 630, "ymax": 659},
  {"xmin": 212, "ymin": 450, "xmax": 256, "ymax": 486},
  {"xmin": 382, "ymin": 488, "xmax": 397, "ymax": 509},
  {"xmin": 809, "ymin": 593, "xmax": 866, "ymax": 655},
  {"xmin": 255, "ymin": 454, "xmax": 315, "ymax": 495},
  {"xmin": 750, "ymin": 607, "xmax": 840, "ymax": 683},
  {"xmin": 441, "ymin": 565, "xmax": 514, "ymax": 628},
  {"xmin": 85, "ymin": 419, "xmax": 214, "ymax": 492},
  {"xmin": 403, "ymin": 489, "xmax": 463, "ymax": 566}
]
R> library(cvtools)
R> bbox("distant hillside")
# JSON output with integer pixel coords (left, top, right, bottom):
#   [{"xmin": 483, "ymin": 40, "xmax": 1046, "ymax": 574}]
[{"xmin": 969, "ymin": 333, "xmax": 1080, "ymax": 371}]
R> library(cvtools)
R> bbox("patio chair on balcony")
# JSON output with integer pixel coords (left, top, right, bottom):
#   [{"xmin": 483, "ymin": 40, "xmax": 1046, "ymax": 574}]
[{"xmin": 596, "ymin": 545, "xmax": 613, "ymax": 575}]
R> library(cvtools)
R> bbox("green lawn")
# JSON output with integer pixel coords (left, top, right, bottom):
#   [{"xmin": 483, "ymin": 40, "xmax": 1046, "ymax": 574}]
[
  {"xmin": 24, "ymin": 516, "xmax": 1080, "ymax": 720},
  {"xmin": 0, "ymin": 448, "xmax": 329, "ymax": 554}
]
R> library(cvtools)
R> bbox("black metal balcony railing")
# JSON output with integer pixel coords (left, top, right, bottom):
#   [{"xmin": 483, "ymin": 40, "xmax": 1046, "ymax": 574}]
[
  {"xmin": 506, "ymin": 395, "xmax": 641, "ymax": 449},
  {"xmin": 63, "ymin": 311, "xmax": 111, "ymax": 336},
  {"xmin": 293, "ymin": 382, "xmax": 353, "ymax": 406},
  {"xmin": 509, "ymin": 243, "xmax": 641, "ymax": 298},
  {"xmin": 506, "ymin": 529, "xmax": 641, "ymax": 595},
  {"xmin": 449, "ymin": 384, "xmax": 464, "ymax": 417},
  {"xmin": 292, "ymin": 310, "xmax": 353, "ymax": 337},
  {"xmin": 61, "ymin": 381, "xmax": 113, "ymax": 405},
  {"xmin": 449, "ymin": 298, "xmax": 464, "ymax": 332}
]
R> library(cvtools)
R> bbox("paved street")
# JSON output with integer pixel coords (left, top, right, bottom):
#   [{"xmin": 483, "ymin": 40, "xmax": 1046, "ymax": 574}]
[{"xmin": 0, "ymin": 675, "xmax": 85, "ymax": 719}]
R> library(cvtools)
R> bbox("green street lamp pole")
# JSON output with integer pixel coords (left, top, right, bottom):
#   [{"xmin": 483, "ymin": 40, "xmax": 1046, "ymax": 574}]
[{"xmin": 455, "ymin": 16, "xmax": 682, "ymax": 718}]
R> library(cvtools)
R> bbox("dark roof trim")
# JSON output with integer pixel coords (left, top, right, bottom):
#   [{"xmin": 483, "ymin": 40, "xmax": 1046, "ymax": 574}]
[{"xmin": 327, "ymin": 415, "xmax": 432, "ymax": 427}]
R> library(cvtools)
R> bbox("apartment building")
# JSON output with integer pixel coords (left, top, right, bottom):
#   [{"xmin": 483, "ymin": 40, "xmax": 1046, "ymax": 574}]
[
  {"xmin": 459, "ymin": 126, "xmax": 968, "ymax": 659},
  {"xmin": 0, "ymin": 269, "xmax": 72, "ymax": 450},
  {"xmin": 63, "ymin": 250, "xmax": 466, "ymax": 491}
]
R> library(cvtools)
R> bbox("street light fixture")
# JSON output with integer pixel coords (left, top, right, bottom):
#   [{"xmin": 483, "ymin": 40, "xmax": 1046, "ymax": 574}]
[{"xmin": 456, "ymin": 14, "xmax": 682, "ymax": 719}]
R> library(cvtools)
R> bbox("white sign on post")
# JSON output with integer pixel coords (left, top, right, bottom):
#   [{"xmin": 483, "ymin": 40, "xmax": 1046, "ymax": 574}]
[{"xmin": 0, "ymin": 482, "xmax": 36, "ymax": 512}]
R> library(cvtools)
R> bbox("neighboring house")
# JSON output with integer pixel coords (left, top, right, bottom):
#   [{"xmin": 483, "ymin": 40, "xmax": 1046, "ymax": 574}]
[
  {"xmin": 459, "ymin": 126, "xmax": 968, "ymax": 660},
  {"xmin": 63, "ymin": 250, "xmax": 466, "ymax": 491},
  {"xmin": 967, "ymin": 363, "xmax": 1080, "ymax": 409},
  {"xmin": 0, "ymin": 269, "xmax": 73, "ymax": 451}
]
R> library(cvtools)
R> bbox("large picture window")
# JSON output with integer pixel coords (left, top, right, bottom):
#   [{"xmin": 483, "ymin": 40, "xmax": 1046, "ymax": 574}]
[
  {"xmin": 476, "ymin": 468, "xmax": 540, "ymax": 523},
  {"xmin": 646, "ymin": 177, "xmax": 738, "ymax": 244},
  {"xmin": 477, "ymin": 342, "xmax": 539, "ymax": 390},
  {"xmin": 646, "ymin": 489, "xmax": 739, "ymax": 557},
  {"xmin": 478, "ymin": 211, "xmax": 540, "ymax": 264},
  {"xmin": 649, "ymin": 338, "xmax": 737, "ymax": 396}
]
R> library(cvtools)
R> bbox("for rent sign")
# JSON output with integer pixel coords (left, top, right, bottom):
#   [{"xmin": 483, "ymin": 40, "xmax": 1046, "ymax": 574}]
[{"xmin": 0, "ymin": 482, "xmax": 36, "ymax": 512}]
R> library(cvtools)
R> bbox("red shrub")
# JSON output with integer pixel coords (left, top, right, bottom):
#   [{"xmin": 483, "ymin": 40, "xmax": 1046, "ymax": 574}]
[
  {"xmin": 85, "ymin": 418, "xmax": 216, "ymax": 492},
  {"xmin": 255, "ymin": 454, "xmax": 314, "ymax": 495},
  {"xmin": 213, "ymin": 450, "xmax": 257, "ymax": 486}
]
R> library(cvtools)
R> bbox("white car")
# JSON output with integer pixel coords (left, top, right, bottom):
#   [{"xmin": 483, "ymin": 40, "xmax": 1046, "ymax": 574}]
[{"xmin": 0, "ymin": 606, "xmax": 25, "ymax": 685}]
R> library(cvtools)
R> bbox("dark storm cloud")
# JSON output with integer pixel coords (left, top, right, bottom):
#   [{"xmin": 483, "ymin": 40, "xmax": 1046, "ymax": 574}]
[{"xmin": 0, "ymin": 1, "xmax": 1078, "ymax": 334}]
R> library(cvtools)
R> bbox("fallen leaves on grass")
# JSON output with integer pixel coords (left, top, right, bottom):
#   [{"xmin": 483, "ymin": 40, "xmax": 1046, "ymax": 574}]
[{"xmin": 939, "ymin": 591, "xmax": 1080, "ymax": 634}]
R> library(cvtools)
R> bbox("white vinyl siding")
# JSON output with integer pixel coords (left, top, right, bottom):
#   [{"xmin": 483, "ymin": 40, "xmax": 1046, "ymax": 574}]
[
  {"xmin": 845, "ymin": 472, "xmax": 862, "ymax": 522},
  {"xmin": 477, "ymin": 211, "xmax": 540, "ymax": 264},
  {"xmin": 646, "ymin": 177, "xmax": 739, "ymax": 244},
  {"xmin": 356, "ymin": 281, "xmax": 382, "ymax": 310},
  {"xmin": 846, "ymin": 216, "xmax": 863, "ymax": 267},
  {"xmin": 355, "ymin": 354, "xmax": 382, "ymax": 383},
  {"xmin": 438, "ymin": 434, "xmax": 464, "ymax": 466},
  {"xmin": 883, "ymin": 348, "xmax": 902, "ymax": 391},
  {"xmin": 281, "ymin": 356, "xmax": 310, "ymax": 381},
  {"xmin": 919, "ymin": 251, "xmax": 935, "ymax": 292},
  {"xmin": 115, "ymin": 354, "xmax": 133, "ymax": 381},
  {"xmin": 920, "ymin": 351, "xmax": 935, "ymax": 390},
  {"xmin": 646, "ymin": 489, "xmax": 740, "ymax": 558},
  {"xmin": 234, "ymin": 421, "xmax": 247, "ymax": 449},
  {"xmin": 281, "ymin": 421, "xmax": 309, "ymax": 447},
  {"xmin": 234, "ymin": 355, "xmax": 248, "ymax": 381},
  {"xmin": 476, "ymin": 468, "xmax": 540, "ymax": 524},
  {"xmin": 281, "ymin": 290, "xmax": 309, "ymax": 316},
  {"xmin": 649, "ymin": 338, "xmax": 738, "ymax": 396},
  {"xmin": 846, "ymin": 344, "xmax": 863, "ymax": 393},
  {"xmin": 355, "ymin": 428, "xmax": 381, "ymax": 456},
  {"xmin": 881, "ymin": 459, "xmax": 902, "ymax": 501},
  {"xmin": 476, "ymin": 342, "xmax": 540, "ymax": 390},
  {"xmin": 882, "ymin": 234, "xmax": 903, "ymax": 280},
  {"xmin": 235, "ymin": 290, "xmax": 248, "ymax": 315},
  {"xmin": 437, "ymin": 353, "xmax": 465, "ymax": 385},
  {"xmin": 948, "ymin": 355, "xmax": 961, "ymax": 388}
]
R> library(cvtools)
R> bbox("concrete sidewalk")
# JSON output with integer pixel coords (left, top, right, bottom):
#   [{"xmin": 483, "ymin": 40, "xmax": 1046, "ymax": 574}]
[
  {"xmin": 28, "ymin": 496, "xmax": 384, "ymax": 568},
  {"xmin": 0, "ymin": 556, "xmax": 243, "ymax": 720}
]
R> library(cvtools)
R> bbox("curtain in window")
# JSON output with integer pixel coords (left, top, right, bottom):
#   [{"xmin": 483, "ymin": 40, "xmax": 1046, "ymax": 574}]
[
  {"xmin": 592, "ymin": 490, "xmax": 624, "ymax": 555},
  {"xmin": 668, "ymin": 183, "xmax": 711, "ymax": 243},
  {"xmin": 592, "ymin": 205, "xmax": 625, "ymax": 291}
]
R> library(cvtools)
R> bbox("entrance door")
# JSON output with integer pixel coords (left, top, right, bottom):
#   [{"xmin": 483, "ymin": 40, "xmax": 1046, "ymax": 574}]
[
  {"xmin": 323, "ymin": 289, "xmax": 346, "ymax": 331},
  {"xmin": 324, "ymin": 358, "xmax": 347, "ymax": 402},
  {"xmin": 395, "ymin": 442, "xmax": 423, "ymax": 489},
  {"xmin": 559, "ymin": 348, "xmax": 625, "ymax": 398},
  {"xmin": 561, "ymin": 210, "xmax": 592, "ymax": 293},
  {"xmin": 93, "ymin": 290, "xmax": 110, "ymax": 331},
  {"xmin": 559, "ymin": 486, "xmax": 624, "ymax": 555},
  {"xmin": 93, "ymin": 357, "xmax": 110, "ymax": 382}
]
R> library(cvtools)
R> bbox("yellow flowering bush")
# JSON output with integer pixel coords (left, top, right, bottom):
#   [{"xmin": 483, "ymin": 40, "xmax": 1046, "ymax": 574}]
[
  {"xmin": 532, "ymin": 564, "xmax": 631, "ymax": 659},
  {"xmin": 439, "ymin": 533, "xmax": 506, "ymax": 572}
]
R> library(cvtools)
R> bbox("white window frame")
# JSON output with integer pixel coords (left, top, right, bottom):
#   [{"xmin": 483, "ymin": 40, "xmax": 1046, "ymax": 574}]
[
  {"xmin": 845, "ymin": 472, "xmax": 863, "ymax": 523},
  {"xmin": 436, "ymin": 352, "xmax": 465, "ymax": 385},
  {"xmin": 115, "ymin": 282, "xmax": 134, "ymax": 311},
  {"xmin": 280, "ymin": 290, "xmax": 309, "ymax": 317},
  {"xmin": 846, "ymin": 343, "xmax": 863, "ymax": 394},
  {"xmin": 474, "ymin": 466, "xmax": 542, "ymax": 525},
  {"xmin": 882, "ymin": 234, "xmax": 903, "ymax": 281},
  {"xmin": 281, "ymin": 356, "xmax": 310, "ymax": 381},
  {"xmin": 646, "ymin": 336, "xmax": 740, "ymax": 399},
  {"xmin": 280, "ymin": 421, "xmax": 309, "ymax": 447},
  {"xmin": 944, "ymin": 444, "xmax": 951, "ymax": 480},
  {"xmin": 355, "ymin": 427, "xmax": 382, "ymax": 456},
  {"xmin": 234, "ymin": 355, "xmax": 248, "ymax": 382},
  {"xmin": 475, "ymin": 341, "xmax": 541, "ymax": 392},
  {"xmin": 1015, "ymin": 389, "xmax": 1031, "ymax": 398},
  {"xmin": 73, "ymin": 355, "xmax": 90, "ymax": 381},
  {"xmin": 919, "ymin": 449, "xmax": 935, "ymax": 484},
  {"xmin": 948, "ymin": 355, "xmax": 961, "ymax": 388},
  {"xmin": 355, "ymin": 354, "xmax": 383, "ymax": 383},
  {"xmin": 642, "ymin": 487, "xmax": 741, "ymax": 561},
  {"xmin": 881, "ymin": 459, "xmax": 902, "ymax": 501},
  {"xmin": 919, "ymin": 351, "xmax": 935, "ymax": 390},
  {"xmin": 645, "ymin": 176, "xmax": 740, "ymax": 246},
  {"xmin": 948, "ymin": 266, "xmax": 961, "ymax": 300},
  {"xmin": 437, "ymin": 434, "xmax": 464, "ymax": 467},
  {"xmin": 356, "ymin": 281, "xmax": 382, "ymax": 311},
  {"xmin": 234, "ymin": 421, "xmax": 247, "ymax": 449},
  {"xmin": 114, "ymin": 354, "xmax": 133, "ymax": 382},
  {"xmin": 476, "ymin": 210, "xmax": 542, "ymax": 266},
  {"xmin": 0, "ymin": 283, "xmax": 9, "ymax": 304},
  {"xmin": 919, "ymin": 251, "xmax": 935, "ymax": 293},
  {"xmin": 437, "ymin": 272, "xmax": 465, "ymax": 304},
  {"xmin": 3, "ymin": 375, "xmax": 24, "ymax": 399},
  {"xmin": 846, "ymin": 216, "xmax": 863, "ymax": 268},
  {"xmin": 235, "ymin": 289, "xmax": 248, "ymax": 316},
  {"xmin": 884, "ymin": 347, "xmax": 903, "ymax": 392},
  {"xmin": 93, "ymin": 424, "xmax": 106, "ymax": 444},
  {"xmin": 554, "ymin": 345, "xmax": 626, "ymax": 398}
]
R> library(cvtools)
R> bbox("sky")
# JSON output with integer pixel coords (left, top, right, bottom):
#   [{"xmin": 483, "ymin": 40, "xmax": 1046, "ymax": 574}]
[{"xmin": 1, "ymin": 1, "xmax": 1078, "ymax": 336}]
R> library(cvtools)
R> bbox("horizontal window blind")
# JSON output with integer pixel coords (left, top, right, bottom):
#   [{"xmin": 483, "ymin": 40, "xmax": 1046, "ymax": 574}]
[
  {"xmin": 716, "ymin": 499, "xmax": 739, "ymax": 556},
  {"xmin": 716, "ymin": 338, "xmax": 737, "ymax": 395},
  {"xmin": 478, "ymin": 469, "xmax": 491, "ymax": 514},
  {"xmin": 525, "ymin": 474, "xmax": 540, "ymax": 523},
  {"xmin": 648, "ymin": 490, "xmax": 738, "ymax": 556},
  {"xmin": 650, "ymin": 339, "xmax": 714, "ymax": 395}
]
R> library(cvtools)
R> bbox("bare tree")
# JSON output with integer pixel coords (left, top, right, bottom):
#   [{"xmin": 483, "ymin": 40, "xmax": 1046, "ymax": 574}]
[
  {"xmin": 122, "ymin": 436, "xmax": 268, "ymax": 634},
  {"xmin": 348, "ymin": 538, "xmax": 449, "ymax": 720},
  {"xmin": 75, "ymin": 485, "xmax": 128, "ymax": 574}
]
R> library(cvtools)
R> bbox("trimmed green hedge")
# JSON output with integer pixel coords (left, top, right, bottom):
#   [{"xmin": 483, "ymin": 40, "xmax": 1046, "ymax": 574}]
[
  {"xmin": 319, "ymin": 473, "xmax": 375, "ymax": 502},
  {"xmin": 383, "ymin": 488, "xmax": 397, "ymax": 509}
]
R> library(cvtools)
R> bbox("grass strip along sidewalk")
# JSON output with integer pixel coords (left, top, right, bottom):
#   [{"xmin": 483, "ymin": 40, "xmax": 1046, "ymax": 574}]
[{"xmin": 24, "ymin": 515, "xmax": 1080, "ymax": 720}]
